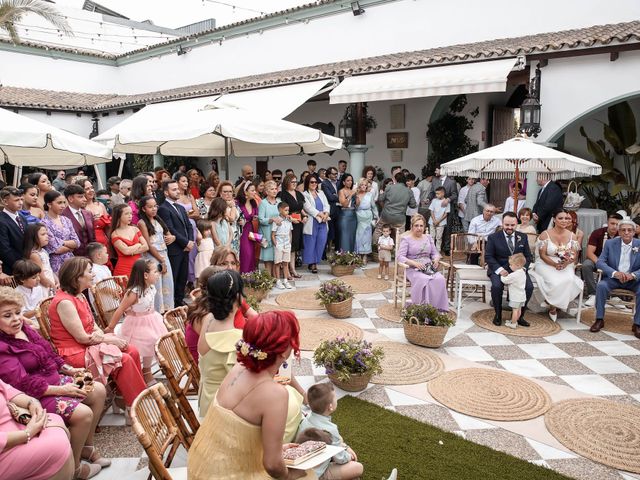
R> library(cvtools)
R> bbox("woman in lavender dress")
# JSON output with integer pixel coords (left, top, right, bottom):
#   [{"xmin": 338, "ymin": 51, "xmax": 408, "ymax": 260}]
[
  {"xmin": 42, "ymin": 191, "xmax": 80, "ymax": 274},
  {"xmin": 397, "ymin": 214, "xmax": 449, "ymax": 311}
]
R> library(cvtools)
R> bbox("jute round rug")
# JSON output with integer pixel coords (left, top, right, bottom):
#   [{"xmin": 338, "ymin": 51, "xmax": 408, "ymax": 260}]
[
  {"xmin": 364, "ymin": 267, "xmax": 400, "ymax": 280},
  {"xmin": 257, "ymin": 303, "xmax": 294, "ymax": 314},
  {"xmin": 371, "ymin": 342, "xmax": 444, "ymax": 385},
  {"xmin": 275, "ymin": 289, "xmax": 323, "ymax": 310},
  {"xmin": 342, "ymin": 275, "xmax": 391, "ymax": 294},
  {"xmin": 427, "ymin": 368, "xmax": 551, "ymax": 421},
  {"xmin": 580, "ymin": 308, "xmax": 634, "ymax": 335},
  {"xmin": 375, "ymin": 303, "xmax": 403, "ymax": 323},
  {"xmin": 471, "ymin": 309, "xmax": 561, "ymax": 337},
  {"xmin": 545, "ymin": 398, "xmax": 640, "ymax": 474},
  {"xmin": 298, "ymin": 318, "xmax": 363, "ymax": 351}
]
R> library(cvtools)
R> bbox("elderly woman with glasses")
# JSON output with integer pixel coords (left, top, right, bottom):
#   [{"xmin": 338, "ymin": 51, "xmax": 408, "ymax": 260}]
[{"xmin": 302, "ymin": 174, "xmax": 330, "ymax": 274}]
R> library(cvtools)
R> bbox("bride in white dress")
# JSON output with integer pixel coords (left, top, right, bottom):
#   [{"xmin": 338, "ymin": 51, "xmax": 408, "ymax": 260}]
[{"xmin": 530, "ymin": 210, "xmax": 584, "ymax": 321}]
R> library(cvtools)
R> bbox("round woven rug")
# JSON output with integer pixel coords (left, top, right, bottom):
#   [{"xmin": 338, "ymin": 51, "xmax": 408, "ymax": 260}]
[
  {"xmin": 580, "ymin": 308, "xmax": 634, "ymax": 335},
  {"xmin": 298, "ymin": 318, "xmax": 363, "ymax": 351},
  {"xmin": 545, "ymin": 398, "xmax": 640, "ymax": 474},
  {"xmin": 427, "ymin": 368, "xmax": 551, "ymax": 421},
  {"xmin": 257, "ymin": 303, "xmax": 293, "ymax": 314},
  {"xmin": 342, "ymin": 275, "xmax": 391, "ymax": 294},
  {"xmin": 375, "ymin": 303, "xmax": 403, "ymax": 323},
  {"xmin": 471, "ymin": 309, "xmax": 561, "ymax": 337},
  {"xmin": 371, "ymin": 342, "xmax": 444, "ymax": 385},
  {"xmin": 275, "ymin": 289, "xmax": 323, "ymax": 310},
  {"xmin": 364, "ymin": 267, "xmax": 400, "ymax": 280}
]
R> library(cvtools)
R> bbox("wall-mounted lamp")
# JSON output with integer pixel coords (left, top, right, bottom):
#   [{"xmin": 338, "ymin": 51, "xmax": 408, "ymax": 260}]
[{"xmin": 351, "ymin": 1, "xmax": 365, "ymax": 16}]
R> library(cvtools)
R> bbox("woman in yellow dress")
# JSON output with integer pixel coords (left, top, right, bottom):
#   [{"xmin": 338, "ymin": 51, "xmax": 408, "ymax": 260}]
[{"xmin": 188, "ymin": 311, "xmax": 313, "ymax": 480}]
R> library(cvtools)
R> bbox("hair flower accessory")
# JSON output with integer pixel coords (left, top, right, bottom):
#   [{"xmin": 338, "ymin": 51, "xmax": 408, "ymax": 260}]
[{"xmin": 236, "ymin": 339, "xmax": 268, "ymax": 361}]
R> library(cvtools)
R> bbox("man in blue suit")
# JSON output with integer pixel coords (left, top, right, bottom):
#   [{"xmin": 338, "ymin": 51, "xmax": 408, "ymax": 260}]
[
  {"xmin": 484, "ymin": 211, "xmax": 534, "ymax": 326},
  {"xmin": 158, "ymin": 179, "xmax": 194, "ymax": 307},
  {"xmin": 321, "ymin": 167, "xmax": 340, "ymax": 251},
  {"xmin": 592, "ymin": 219, "xmax": 640, "ymax": 338}
]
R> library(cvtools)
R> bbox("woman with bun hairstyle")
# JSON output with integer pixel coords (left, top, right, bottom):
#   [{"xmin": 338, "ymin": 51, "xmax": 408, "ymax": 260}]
[
  {"xmin": 189, "ymin": 311, "xmax": 312, "ymax": 480},
  {"xmin": 196, "ymin": 270, "xmax": 244, "ymax": 418}
]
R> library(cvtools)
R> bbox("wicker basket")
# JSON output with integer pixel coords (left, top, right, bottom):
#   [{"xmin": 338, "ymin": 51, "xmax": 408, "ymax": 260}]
[
  {"xmin": 402, "ymin": 311, "xmax": 456, "ymax": 348},
  {"xmin": 331, "ymin": 264, "xmax": 356, "ymax": 277},
  {"xmin": 328, "ymin": 372, "xmax": 371, "ymax": 392},
  {"xmin": 325, "ymin": 298, "xmax": 353, "ymax": 319},
  {"xmin": 244, "ymin": 287, "xmax": 268, "ymax": 302}
]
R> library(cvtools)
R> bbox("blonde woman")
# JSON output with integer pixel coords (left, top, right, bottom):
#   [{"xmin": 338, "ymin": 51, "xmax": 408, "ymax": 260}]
[{"xmin": 355, "ymin": 177, "xmax": 377, "ymax": 265}]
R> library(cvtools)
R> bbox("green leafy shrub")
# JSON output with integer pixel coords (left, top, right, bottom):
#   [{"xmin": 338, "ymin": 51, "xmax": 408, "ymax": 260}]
[
  {"xmin": 313, "ymin": 337, "xmax": 384, "ymax": 382},
  {"xmin": 401, "ymin": 303, "xmax": 455, "ymax": 327}
]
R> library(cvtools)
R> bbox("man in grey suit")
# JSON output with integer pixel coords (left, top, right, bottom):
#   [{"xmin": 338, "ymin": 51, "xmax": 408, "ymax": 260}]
[
  {"xmin": 463, "ymin": 177, "xmax": 489, "ymax": 231},
  {"xmin": 373, "ymin": 172, "xmax": 416, "ymax": 244},
  {"xmin": 428, "ymin": 168, "xmax": 459, "ymax": 255}
]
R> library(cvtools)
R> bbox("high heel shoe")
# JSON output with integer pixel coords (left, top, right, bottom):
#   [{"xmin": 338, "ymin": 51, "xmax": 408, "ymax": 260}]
[
  {"xmin": 548, "ymin": 309, "xmax": 558, "ymax": 322},
  {"xmin": 81, "ymin": 446, "xmax": 112, "ymax": 468},
  {"xmin": 74, "ymin": 463, "xmax": 101, "ymax": 480}
]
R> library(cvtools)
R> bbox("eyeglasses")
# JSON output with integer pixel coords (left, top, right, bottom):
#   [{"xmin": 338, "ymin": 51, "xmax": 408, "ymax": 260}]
[{"xmin": 273, "ymin": 176, "xmax": 282, "ymax": 181}]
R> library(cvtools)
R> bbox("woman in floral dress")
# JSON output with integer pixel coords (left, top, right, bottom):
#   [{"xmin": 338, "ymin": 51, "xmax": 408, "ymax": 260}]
[{"xmin": 42, "ymin": 191, "xmax": 80, "ymax": 273}]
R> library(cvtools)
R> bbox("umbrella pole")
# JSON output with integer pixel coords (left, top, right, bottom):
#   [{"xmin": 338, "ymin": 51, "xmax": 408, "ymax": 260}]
[
  {"xmin": 93, "ymin": 164, "xmax": 104, "ymax": 190},
  {"xmin": 513, "ymin": 160, "xmax": 520, "ymax": 214},
  {"xmin": 13, "ymin": 166, "xmax": 22, "ymax": 187}
]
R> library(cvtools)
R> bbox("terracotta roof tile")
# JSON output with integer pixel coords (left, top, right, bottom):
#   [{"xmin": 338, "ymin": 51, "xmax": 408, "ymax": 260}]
[{"xmin": 2, "ymin": 21, "xmax": 639, "ymax": 112}]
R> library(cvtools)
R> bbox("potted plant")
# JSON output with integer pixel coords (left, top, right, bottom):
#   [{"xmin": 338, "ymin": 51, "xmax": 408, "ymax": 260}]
[
  {"xmin": 315, "ymin": 279, "xmax": 354, "ymax": 318},
  {"xmin": 313, "ymin": 337, "xmax": 384, "ymax": 392},
  {"xmin": 327, "ymin": 250, "xmax": 364, "ymax": 276},
  {"xmin": 241, "ymin": 269, "xmax": 276, "ymax": 302},
  {"xmin": 401, "ymin": 304, "xmax": 456, "ymax": 348}
]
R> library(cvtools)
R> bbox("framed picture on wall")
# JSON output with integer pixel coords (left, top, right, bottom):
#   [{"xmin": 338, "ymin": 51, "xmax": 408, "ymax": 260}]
[{"xmin": 387, "ymin": 132, "xmax": 408, "ymax": 149}]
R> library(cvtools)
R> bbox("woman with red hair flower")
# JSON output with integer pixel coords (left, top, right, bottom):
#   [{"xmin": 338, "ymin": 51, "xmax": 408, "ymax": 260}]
[{"xmin": 189, "ymin": 311, "xmax": 312, "ymax": 480}]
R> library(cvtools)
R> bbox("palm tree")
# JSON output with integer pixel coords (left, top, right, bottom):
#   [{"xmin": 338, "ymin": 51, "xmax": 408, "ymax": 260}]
[{"xmin": 0, "ymin": 0, "xmax": 72, "ymax": 44}]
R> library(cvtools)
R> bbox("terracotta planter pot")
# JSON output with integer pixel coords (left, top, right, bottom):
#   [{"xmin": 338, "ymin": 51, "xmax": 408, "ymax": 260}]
[
  {"xmin": 243, "ymin": 287, "xmax": 268, "ymax": 302},
  {"xmin": 325, "ymin": 298, "xmax": 352, "ymax": 319},
  {"xmin": 402, "ymin": 311, "xmax": 456, "ymax": 348},
  {"xmin": 328, "ymin": 372, "xmax": 371, "ymax": 392},
  {"xmin": 331, "ymin": 264, "xmax": 356, "ymax": 277}
]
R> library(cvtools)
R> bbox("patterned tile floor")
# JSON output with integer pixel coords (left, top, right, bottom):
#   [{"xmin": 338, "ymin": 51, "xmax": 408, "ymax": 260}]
[{"xmin": 93, "ymin": 265, "xmax": 640, "ymax": 480}]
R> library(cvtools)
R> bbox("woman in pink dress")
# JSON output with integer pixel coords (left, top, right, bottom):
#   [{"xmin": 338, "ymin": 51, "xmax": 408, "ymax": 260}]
[
  {"xmin": 236, "ymin": 181, "xmax": 259, "ymax": 273},
  {"xmin": 0, "ymin": 378, "xmax": 74, "ymax": 480},
  {"xmin": 397, "ymin": 214, "xmax": 449, "ymax": 311}
]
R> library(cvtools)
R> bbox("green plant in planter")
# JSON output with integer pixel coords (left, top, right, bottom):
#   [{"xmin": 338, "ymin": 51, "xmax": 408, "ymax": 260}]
[
  {"xmin": 327, "ymin": 250, "xmax": 364, "ymax": 267},
  {"xmin": 401, "ymin": 304, "xmax": 455, "ymax": 327},
  {"xmin": 315, "ymin": 279, "xmax": 354, "ymax": 306},
  {"xmin": 241, "ymin": 269, "xmax": 276, "ymax": 291},
  {"xmin": 313, "ymin": 337, "xmax": 384, "ymax": 382}
]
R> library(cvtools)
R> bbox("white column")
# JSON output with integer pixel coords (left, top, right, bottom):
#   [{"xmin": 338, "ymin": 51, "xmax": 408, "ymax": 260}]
[{"xmin": 346, "ymin": 144, "xmax": 371, "ymax": 179}]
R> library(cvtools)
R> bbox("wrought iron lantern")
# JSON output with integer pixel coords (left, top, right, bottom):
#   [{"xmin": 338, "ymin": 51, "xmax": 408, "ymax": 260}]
[
  {"xmin": 519, "ymin": 66, "xmax": 541, "ymax": 138},
  {"xmin": 338, "ymin": 105, "xmax": 355, "ymax": 147}
]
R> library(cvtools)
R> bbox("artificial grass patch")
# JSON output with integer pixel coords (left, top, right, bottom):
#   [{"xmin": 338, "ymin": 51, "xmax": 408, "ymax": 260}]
[{"xmin": 333, "ymin": 396, "xmax": 571, "ymax": 480}]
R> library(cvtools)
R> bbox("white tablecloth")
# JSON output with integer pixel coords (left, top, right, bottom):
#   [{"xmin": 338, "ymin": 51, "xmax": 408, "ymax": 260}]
[{"xmin": 576, "ymin": 208, "xmax": 608, "ymax": 251}]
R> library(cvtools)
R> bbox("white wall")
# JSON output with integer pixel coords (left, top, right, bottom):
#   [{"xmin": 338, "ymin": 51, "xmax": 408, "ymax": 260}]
[
  {"xmin": 540, "ymin": 50, "xmax": 640, "ymax": 143},
  {"xmin": 2, "ymin": 0, "xmax": 640, "ymax": 94}
]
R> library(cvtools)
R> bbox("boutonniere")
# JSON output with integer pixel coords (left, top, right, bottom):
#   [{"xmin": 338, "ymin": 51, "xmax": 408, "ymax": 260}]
[{"xmin": 632, "ymin": 247, "xmax": 639, "ymax": 254}]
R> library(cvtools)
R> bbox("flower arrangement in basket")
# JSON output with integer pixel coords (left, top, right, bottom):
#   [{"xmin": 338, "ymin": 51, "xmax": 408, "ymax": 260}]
[
  {"xmin": 401, "ymin": 303, "xmax": 456, "ymax": 348},
  {"xmin": 563, "ymin": 181, "xmax": 584, "ymax": 211},
  {"xmin": 327, "ymin": 250, "xmax": 364, "ymax": 276},
  {"xmin": 313, "ymin": 337, "xmax": 384, "ymax": 391},
  {"xmin": 241, "ymin": 269, "xmax": 276, "ymax": 301},
  {"xmin": 315, "ymin": 279, "xmax": 354, "ymax": 318}
]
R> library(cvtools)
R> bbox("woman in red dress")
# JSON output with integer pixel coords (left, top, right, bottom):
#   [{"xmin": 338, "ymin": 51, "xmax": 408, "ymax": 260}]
[{"xmin": 110, "ymin": 204, "xmax": 149, "ymax": 278}]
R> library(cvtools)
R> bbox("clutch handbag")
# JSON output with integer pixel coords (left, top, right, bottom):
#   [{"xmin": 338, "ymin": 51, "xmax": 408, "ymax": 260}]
[
  {"xmin": 248, "ymin": 232, "xmax": 264, "ymax": 243},
  {"xmin": 7, "ymin": 402, "xmax": 32, "ymax": 425}
]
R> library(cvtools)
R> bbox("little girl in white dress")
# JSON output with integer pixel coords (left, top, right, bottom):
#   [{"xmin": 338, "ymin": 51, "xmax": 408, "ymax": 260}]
[{"xmin": 195, "ymin": 219, "xmax": 215, "ymax": 278}]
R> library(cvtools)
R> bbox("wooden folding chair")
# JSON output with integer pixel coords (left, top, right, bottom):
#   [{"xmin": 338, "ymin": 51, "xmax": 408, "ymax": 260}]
[
  {"xmin": 393, "ymin": 229, "xmax": 410, "ymax": 309},
  {"xmin": 7, "ymin": 276, "xmax": 17, "ymax": 288},
  {"xmin": 130, "ymin": 384, "xmax": 189, "ymax": 480},
  {"xmin": 163, "ymin": 306, "xmax": 188, "ymax": 334},
  {"xmin": 90, "ymin": 276, "xmax": 128, "ymax": 330},
  {"xmin": 155, "ymin": 330, "xmax": 200, "ymax": 441},
  {"xmin": 35, "ymin": 296, "xmax": 55, "ymax": 345}
]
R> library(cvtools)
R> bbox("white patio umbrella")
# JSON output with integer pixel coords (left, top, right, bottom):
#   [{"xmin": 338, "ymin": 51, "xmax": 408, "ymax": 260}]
[
  {"xmin": 94, "ymin": 104, "xmax": 343, "ymax": 159},
  {"xmin": 439, "ymin": 136, "xmax": 602, "ymax": 208},
  {"xmin": 0, "ymin": 107, "xmax": 113, "ymax": 186}
]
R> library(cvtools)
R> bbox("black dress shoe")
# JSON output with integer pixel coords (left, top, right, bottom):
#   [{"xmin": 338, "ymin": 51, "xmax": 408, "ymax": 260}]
[
  {"xmin": 517, "ymin": 318, "xmax": 530, "ymax": 327},
  {"xmin": 630, "ymin": 324, "xmax": 639, "ymax": 338},
  {"xmin": 492, "ymin": 315, "xmax": 502, "ymax": 326},
  {"xmin": 590, "ymin": 319, "xmax": 605, "ymax": 333}
]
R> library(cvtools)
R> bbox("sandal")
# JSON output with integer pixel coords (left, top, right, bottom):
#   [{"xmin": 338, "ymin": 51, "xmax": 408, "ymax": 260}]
[
  {"xmin": 291, "ymin": 272, "xmax": 302, "ymax": 279},
  {"xmin": 311, "ymin": 265, "xmax": 318, "ymax": 274},
  {"xmin": 74, "ymin": 463, "xmax": 101, "ymax": 480},
  {"xmin": 82, "ymin": 446, "xmax": 112, "ymax": 468}
]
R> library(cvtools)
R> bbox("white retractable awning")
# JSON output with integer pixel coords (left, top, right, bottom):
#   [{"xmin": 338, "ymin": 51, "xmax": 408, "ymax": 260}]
[{"xmin": 329, "ymin": 58, "xmax": 518, "ymax": 104}]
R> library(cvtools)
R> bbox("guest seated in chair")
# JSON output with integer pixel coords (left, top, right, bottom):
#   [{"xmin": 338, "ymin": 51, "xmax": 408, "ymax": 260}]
[
  {"xmin": 485, "ymin": 212, "xmax": 534, "ymax": 327},
  {"xmin": 0, "ymin": 287, "xmax": 109, "ymax": 479},
  {"xmin": 397, "ymin": 214, "xmax": 448, "ymax": 311},
  {"xmin": 591, "ymin": 219, "xmax": 640, "ymax": 339}
]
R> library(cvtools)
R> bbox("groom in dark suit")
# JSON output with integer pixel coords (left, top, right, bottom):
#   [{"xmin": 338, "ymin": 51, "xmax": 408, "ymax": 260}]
[
  {"xmin": 484, "ymin": 212, "xmax": 534, "ymax": 326},
  {"xmin": 158, "ymin": 179, "xmax": 194, "ymax": 307},
  {"xmin": 591, "ymin": 219, "xmax": 640, "ymax": 338},
  {"xmin": 532, "ymin": 174, "xmax": 563, "ymax": 233}
]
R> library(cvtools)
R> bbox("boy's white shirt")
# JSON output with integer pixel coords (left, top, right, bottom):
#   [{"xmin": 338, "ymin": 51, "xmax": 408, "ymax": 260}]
[
  {"xmin": 428, "ymin": 198, "xmax": 450, "ymax": 226},
  {"xmin": 500, "ymin": 268, "xmax": 527, "ymax": 302},
  {"xmin": 91, "ymin": 263, "xmax": 112, "ymax": 284},
  {"xmin": 378, "ymin": 235, "xmax": 394, "ymax": 247}
]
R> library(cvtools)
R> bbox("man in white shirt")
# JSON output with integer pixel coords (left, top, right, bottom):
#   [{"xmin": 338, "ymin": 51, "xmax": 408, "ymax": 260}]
[
  {"xmin": 592, "ymin": 219, "xmax": 640, "ymax": 338},
  {"xmin": 457, "ymin": 177, "xmax": 475, "ymax": 224},
  {"xmin": 468, "ymin": 204, "xmax": 501, "ymax": 264}
]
